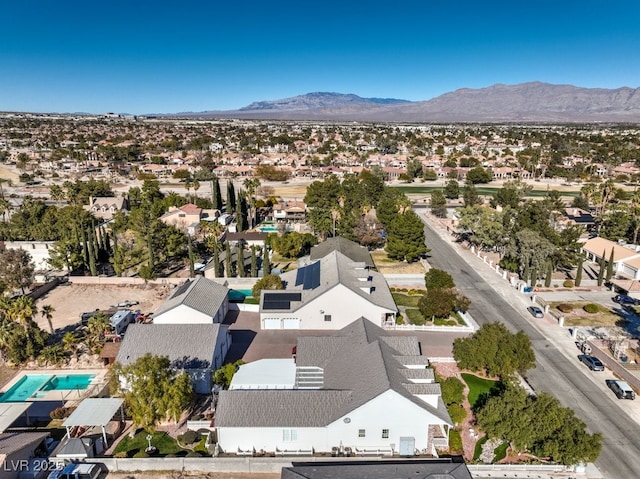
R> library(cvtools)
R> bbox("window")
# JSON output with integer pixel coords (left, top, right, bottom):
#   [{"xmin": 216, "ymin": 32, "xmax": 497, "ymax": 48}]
[
  {"xmin": 283, "ymin": 429, "xmax": 298, "ymax": 442},
  {"xmin": 324, "ymin": 315, "xmax": 332, "ymax": 322},
  {"xmin": 382, "ymin": 429, "xmax": 389, "ymax": 439},
  {"xmin": 358, "ymin": 429, "xmax": 366, "ymax": 438}
]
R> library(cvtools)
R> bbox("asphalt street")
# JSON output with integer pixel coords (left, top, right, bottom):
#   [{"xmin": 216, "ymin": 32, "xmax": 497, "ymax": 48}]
[{"xmin": 418, "ymin": 211, "xmax": 640, "ymax": 479}]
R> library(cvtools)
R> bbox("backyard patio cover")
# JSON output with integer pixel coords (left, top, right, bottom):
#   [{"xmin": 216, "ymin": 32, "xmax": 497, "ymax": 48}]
[
  {"xmin": 0, "ymin": 403, "xmax": 31, "ymax": 433},
  {"xmin": 63, "ymin": 398, "xmax": 124, "ymax": 447}
]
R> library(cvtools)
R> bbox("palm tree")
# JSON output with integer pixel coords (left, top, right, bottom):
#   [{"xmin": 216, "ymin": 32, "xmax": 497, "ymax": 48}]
[
  {"xmin": 7, "ymin": 296, "xmax": 35, "ymax": 333},
  {"xmin": 41, "ymin": 304, "xmax": 55, "ymax": 334}
]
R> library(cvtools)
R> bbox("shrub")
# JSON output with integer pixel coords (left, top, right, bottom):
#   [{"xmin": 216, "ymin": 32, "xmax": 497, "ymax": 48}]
[
  {"xmin": 557, "ymin": 303, "xmax": 574, "ymax": 313},
  {"xmin": 133, "ymin": 451, "xmax": 149, "ymax": 458},
  {"xmin": 181, "ymin": 430, "xmax": 200, "ymax": 444},
  {"xmin": 583, "ymin": 303, "xmax": 599, "ymax": 314},
  {"xmin": 448, "ymin": 429, "xmax": 463, "ymax": 454},
  {"xmin": 50, "ymin": 406, "xmax": 74, "ymax": 420},
  {"xmin": 447, "ymin": 403, "xmax": 467, "ymax": 425},
  {"xmin": 187, "ymin": 451, "xmax": 203, "ymax": 457},
  {"xmin": 113, "ymin": 451, "xmax": 128, "ymax": 458},
  {"xmin": 563, "ymin": 280, "xmax": 574, "ymax": 288}
]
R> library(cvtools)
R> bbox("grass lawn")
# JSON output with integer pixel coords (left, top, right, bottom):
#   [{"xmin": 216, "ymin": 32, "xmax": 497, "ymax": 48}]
[
  {"xmin": 392, "ymin": 293, "xmax": 421, "ymax": 307},
  {"xmin": 391, "ymin": 185, "xmax": 581, "ymax": 198},
  {"xmin": 370, "ymin": 250, "xmax": 426, "ymax": 274},
  {"xmin": 113, "ymin": 430, "xmax": 188, "ymax": 457},
  {"xmin": 462, "ymin": 373, "xmax": 499, "ymax": 408},
  {"xmin": 473, "ymin": 436, "xmax": 488, "ymax": 461},
  {"xmin": 494, "ymin": 441, "xmax": 509, "ymax": 462},
  {"xmin": 549, "ymin": 301, "xmax": 622, "ymax": 327},
  {"xmin": 406, "ymin": 308, "xmax": 426, "ymax": 325}
]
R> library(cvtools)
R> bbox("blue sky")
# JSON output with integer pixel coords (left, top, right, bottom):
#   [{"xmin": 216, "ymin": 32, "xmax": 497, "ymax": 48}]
[{"xmin": 2, "ymin": 0, "xmax": 639, "ymax": 114}]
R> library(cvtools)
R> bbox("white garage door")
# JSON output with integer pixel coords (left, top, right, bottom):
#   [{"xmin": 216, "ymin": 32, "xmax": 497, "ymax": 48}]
[
  {"xmin": 622, "ymin": 264, "xmax": 637, "ymax": 279},
  {"xmin": 282, "ymin": 318, "xmax": 300, "ymax": 329},
  {"xmin": 263, "ymin": 318, "xmax": 281, "ymax": 330}
]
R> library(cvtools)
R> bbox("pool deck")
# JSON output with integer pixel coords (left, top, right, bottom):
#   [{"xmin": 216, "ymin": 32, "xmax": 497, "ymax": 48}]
[{"xmin": 0, "ymin": 369, "xmax": 109, "ymax": 402}]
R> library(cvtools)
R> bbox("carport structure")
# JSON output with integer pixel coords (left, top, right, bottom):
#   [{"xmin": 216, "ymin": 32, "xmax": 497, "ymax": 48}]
[
  {"xmin": 62, "ymin": 398, "xmax": 124, "ymax": 448},
  {"xmin": 0, "ymin": 403, "xmax": 32, "ymax": 432}
]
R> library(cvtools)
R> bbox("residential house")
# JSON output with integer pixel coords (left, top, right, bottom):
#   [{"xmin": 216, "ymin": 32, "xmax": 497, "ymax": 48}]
[
  {"xmin": 582, "ymin": 237, "xmax": 640, "ymax": 280},
  {"xmin": 310, "ymin": 237, "xmax": 375, "ymax": 268},
  {"xmin": 2, "ymin": 241, "xmax": 56, "ymax": 271},
  {"xmin": 260, "ymin": 250, "xmax": 397, "ymax": 329},
  {"xmin": 215, "ymin": 318, "xmax": 451, "ymax": 455},
  {"xmin": 273, "ymin": 201, "xmax": 308, "ymax": 225},
  {"xmin": 83, "ymin": 196, "xmax": 128, "ymax": 221},
  {"xmin": 0, "ymin": 432, "xmax": 50, "ymax": 479},
  {"xmin": 224, "ymin": 232, "xmax": 268, "ymax": 249},
  {"xmin": 115, "ymin": 323, "xmax": 231, "ymax": 394},
  {"xmin": 153, "ymin": 276, "xmax": 229, "ymax": 324},
  {"xmin": 160, "ymin": 203, "xmax": 219, "ymax": 236}
]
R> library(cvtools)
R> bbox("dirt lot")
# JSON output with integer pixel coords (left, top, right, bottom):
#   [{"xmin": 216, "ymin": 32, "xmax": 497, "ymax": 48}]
[{"xmin": 33, "ymin": 283, "xmax": 172, "ymax": 333}]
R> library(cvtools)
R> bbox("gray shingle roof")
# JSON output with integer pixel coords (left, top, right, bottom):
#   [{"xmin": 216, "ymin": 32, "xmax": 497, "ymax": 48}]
[
  {"xmin": 264, "ymin": 251, "xmax": 396, "ymax": 313},
  {"xmin": 115, "ymin": 323, "xmax": 227, "ymax": 369},
  {"xmin": 154, "ymin": 276, "xmax": 228, "ymax": 318},
  {"xmin": 0, "ymin": 432, "xmax": 48, "ymax": 455},
  {"xmin": 310, "ymin": 237, "xmax": 374, "ymax": 268},
  {"xmin": 216, "ymin": 318, "xmax": 451, "ymax": 428},
  {"xmin": 215, "ymin": 390, "xmax": 351, "ymax": 427}
]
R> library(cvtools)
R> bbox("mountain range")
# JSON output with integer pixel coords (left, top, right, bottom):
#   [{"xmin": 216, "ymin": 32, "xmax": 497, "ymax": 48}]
[{"xmin": 178, "ymin": 82, "xmax": 640, "ymax": 123}]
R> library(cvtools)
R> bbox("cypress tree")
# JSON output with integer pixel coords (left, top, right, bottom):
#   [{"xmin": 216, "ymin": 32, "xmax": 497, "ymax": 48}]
[
  {"xmin": 225, "ymin": 241, "xmax": 232, "ymax": 277},
  {"xmin": 545, "ymin": 262, "xmax": 552, "ymax": 287},
  {"xmin": 237, "ymin": 244, "xmax": 245, "ymax": 277},
  {"xmin": 606, "ymin": 248, "xmax": 615, "ymax": 281},
  {"xmin": 213, "ymin": 245, "xmax": 220, "ymax": 278},
  {"xmin": 250, "ymin": 245, "xmax": 258, "ymax": 277},
  {"xmin": 226, "ymin": 181, "xmax": 236, "ymax": 214},
  {"xmin": 530, "ymin": 267, "xmax": 537, "ymax": 287},
  {"xmin": 81, "ymin": 227, "xmax": 89, "ymax": 268},
  {"xmin": 575, "ymin": 257, "xmax": 584, "ymax": 287},
  {"xmin": 597, "ymin": 255, "xmax": 605, "ymax": 287},
  {"xmin": 262, "ymin": 247, "xmax": 271, "ymax": 276},
  {"xmin": 188, "ymin": 236, "xmax": 195, "ymax": 278},
  {"xmin": 87, "ymin": 230, "xmax": 98, "ymax": 276}
]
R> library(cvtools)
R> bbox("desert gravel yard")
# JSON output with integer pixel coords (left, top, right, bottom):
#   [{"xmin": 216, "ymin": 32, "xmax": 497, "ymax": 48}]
[{"xmin": 33, "ymin": 283, "xmax": 171, "ymax": 333}]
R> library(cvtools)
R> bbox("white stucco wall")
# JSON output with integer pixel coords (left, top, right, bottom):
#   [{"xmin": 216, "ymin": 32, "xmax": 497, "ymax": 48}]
[
  {"xmin": 261, "ymin": 284, "xmax": 394, "ymax": 330},
  {"xmin": 153, "ymin": 305, "xmax": 215, "ymax": 324},
  {"xmin": 216, "ymin": 390, "xmax": 447, "ymax": 453},
  {"xmin": 3, "ymin": 241, "xmax": 57, "ymax": 271}
]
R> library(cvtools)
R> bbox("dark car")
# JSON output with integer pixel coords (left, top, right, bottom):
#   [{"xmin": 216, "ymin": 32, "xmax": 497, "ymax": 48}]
[
  {"xmin": 527, "ymin": 306, "xmax": 544, "ymax": 318},
  {"xmin": 578, "ymin": 354, "xmax": 605, "ymax": 371},
  {"xmin": 613, "ymin": 295, "xmax": 640, "ymax": 305}
]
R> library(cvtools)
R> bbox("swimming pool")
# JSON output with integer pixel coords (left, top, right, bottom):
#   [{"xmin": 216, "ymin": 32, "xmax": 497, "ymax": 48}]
[
  {"xmin": 228, "ymin": 289, "xmax": 253, "ymax": 301},
  {"xmin": 259, "ymin": 226, "xmax": 278, "ymax": 232},
  {"xmin": 0, "ymin": 373, "xmax": 96, "ymax": 402}
]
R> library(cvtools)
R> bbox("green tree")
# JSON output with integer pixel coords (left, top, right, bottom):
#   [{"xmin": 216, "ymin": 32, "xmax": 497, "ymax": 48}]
[
  {"xmin": 430, "ymin": 191, "xmax": 447, "ymax": 218},
  {"xmin": 606, "ymin": 248, "xmax": 614, "ymax": 282},
  {"xmin": 463, "ymin": 183, "xmax": 481, "ymax": 207},
  {"xmin": 466, "ymin": 166, "xmax": 492, "ymax": 184},
  {"xmin": 40, "ymin": 304, "xmax": 55, "ymax": 334},
  {"xmin": 250, "ymin": 246, "xmax": 258, "ymax": 277},
  {"xmin": 385, "ymin": 210, "xmax": 428, "ymax": 262},
  {"xmin": 213, "ymin": 360, "xmax": 245, "ymax": 389},
  {"xmin": 425, "ymin": 268, "xmax": 455, "ymax": 289},
  {"xmin": 443, "ymin": 180, "xmax": 460, "ymax": 200},
  {"xmin": 418, "ymin": 288, "xmax": 469, "ymax": 320},
  {"xmin": 270, "ymin": 232, "xmax": 318, "ymax": 259},
  {"xmin": 252, "ymin": 273, "xmax": 283, "ymax": 298},
  {"xmin": 476, "ymin": 383, "xmax": 601, "ymax": 465},
  {"xmin": 0, "ymin": 248, "xmax": 35, "ymax": 294},
  {"xmin": 115, "ymin": 354, "xmax": 193, "ymax": 431},
  {"xmin": 575, "ymin": 257, "xmax": 584, "ymax": 287},
  {"xmin": 262, "ymin": 247, "xmax": 271, "ymax": 276},
  {"xmin": 453, "ymin": 322, "xmax": 535, "ymax": 378}
]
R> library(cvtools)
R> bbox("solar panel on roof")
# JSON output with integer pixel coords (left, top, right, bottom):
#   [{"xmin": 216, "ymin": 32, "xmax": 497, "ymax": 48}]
[
  {"xmin": 263, "ymin": 300, "xmax": 292, "ymax": 310},
  {"xmin": 303, "ymin": 261, "xmax": 321, "ymax": 289},
  {"xmin": 263, "ymin": 293, "xmax": 301, "ymax": 302}
]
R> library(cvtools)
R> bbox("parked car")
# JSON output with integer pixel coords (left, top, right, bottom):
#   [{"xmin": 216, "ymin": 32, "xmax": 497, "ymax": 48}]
[
  {"xmin": 606, "ymin": 379, "xmax": 636, "ymax": 400},
  {"xmin": 117, "ymin": 300, "xmax": 139, "ymax": 307},
  {"xmin": 578, "ymin": 354, "xmax": 605, "ymax": 371},
  {"xmin": 48, "ymin": 463, "xmax": 103, "ymax": 479},
  {"xmin": 613, "ymin": 295, "xmax": 640, "ymax": 305},
  {"xmin": 527, "ymin": 306, "xmax": 544, "ymax": 318}
]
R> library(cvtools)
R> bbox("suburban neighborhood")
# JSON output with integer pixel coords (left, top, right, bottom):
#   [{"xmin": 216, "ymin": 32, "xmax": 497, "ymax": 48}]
[{"xmin": 2, "ymin": 114, "xmax": 640, "ymax": 479}]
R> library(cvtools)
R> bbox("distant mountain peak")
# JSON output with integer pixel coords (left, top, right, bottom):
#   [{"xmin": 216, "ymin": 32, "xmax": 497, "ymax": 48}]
[{"xmin": 239, "ymin": 92, "xmax": 410, "ymax": 111}]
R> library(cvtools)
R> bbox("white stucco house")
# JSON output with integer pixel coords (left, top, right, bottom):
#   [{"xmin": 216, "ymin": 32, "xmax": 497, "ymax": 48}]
[
  {"xmin": 582, "ymin": 236, "xmax": 640, "ymax": 280},
  {"xmin": 153, "ymin": 276, "xmax": 229, "ymax": 324},
  {"xmin": 2, "ymin": 241, "xmax": 57, "ymax": 271},
  {"xmin": 115, "ymin": 323, "xmax": 231, "ymax": 394},
  {"xmin": 259, "ymin": 250, "xmax": 397, "ymax": 329},
  {"xmin": 214, "ymin": 318, "xmax": 451, "ymax": 456}
]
